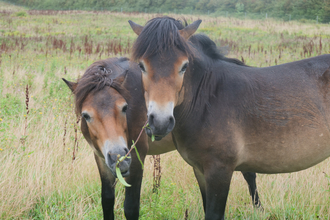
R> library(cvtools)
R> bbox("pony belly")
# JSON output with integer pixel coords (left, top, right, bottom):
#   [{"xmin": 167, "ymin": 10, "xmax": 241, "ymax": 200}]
[{"xmin": 236, "ymin": 135, "xmax": 330, "ymax": 174}]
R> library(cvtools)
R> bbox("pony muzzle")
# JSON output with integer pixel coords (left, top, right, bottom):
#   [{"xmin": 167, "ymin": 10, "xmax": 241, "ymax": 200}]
[
  {"xmin": 147, "ymin": 101, "xmax": 175, "ymax": 139},
  {"xmin": 104, "ymin": 140, "xmax": 131, "ymax": 177}
]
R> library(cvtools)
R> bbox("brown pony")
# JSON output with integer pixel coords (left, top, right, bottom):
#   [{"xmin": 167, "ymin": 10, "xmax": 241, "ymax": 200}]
[
  {"xmin": 63, "ymin": 57, "xmax": 261, "ymax": 219},
  {"xmin": 129, "ymin": 16, "xmax": 330, "ymax": 219}
]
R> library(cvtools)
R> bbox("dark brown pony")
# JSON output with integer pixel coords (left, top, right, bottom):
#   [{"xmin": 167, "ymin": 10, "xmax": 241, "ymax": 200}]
[
  {"xmin": 129, "ymin": 17, "xmax": 330, "ymax": 219},
  {"xmin": 63, "ymin": 57, "xmax": 148, "ymax": 220},
  {"xmin": 63, "ymin": 57, "xmax": 261, "ymax": 219}
]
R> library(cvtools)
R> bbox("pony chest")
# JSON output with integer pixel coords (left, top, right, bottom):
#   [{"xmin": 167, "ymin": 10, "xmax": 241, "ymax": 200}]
[
  {"xmin": 173, "ymin": 134, "xmax": 212, "ymax": 169},
  {"xmin": 172, "ymin": 135, "xmax": 198, "ymax": 167}
]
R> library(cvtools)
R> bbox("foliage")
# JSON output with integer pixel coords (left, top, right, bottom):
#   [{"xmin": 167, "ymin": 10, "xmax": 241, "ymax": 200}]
[
  {"xmin": 235, "ymin": 2, "xmax": 244, "ymax": 13},
  {"xmin": 14, "ymin": 10, "xmax": 27, "ymax": 16},
  {"xmin": 4, "ymin": 0, "xmax": 330, "ymax": 22}
]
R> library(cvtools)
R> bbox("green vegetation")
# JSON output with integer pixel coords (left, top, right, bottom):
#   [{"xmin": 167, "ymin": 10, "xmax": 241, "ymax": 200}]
[
  {"xmin": 3, "ymin": 0, "xmax": 330, "ymax": 23},
  {"xmin": 14, "ymin": 10, "xmax": 27, "ymax": 16},
  {"xmin": 1, "ymin": 1, "xmax": 330, "ymax": 219}
]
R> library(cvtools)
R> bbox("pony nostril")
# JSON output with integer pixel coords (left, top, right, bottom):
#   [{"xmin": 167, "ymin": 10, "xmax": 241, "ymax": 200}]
[
  {"xmin": 108, "ymin": 152, "xmax": 120, "ymax": 164},
  {"xmin": 169, "ymin": 116, "xmax": 174, "ymax": 124},
  {"xmin": 148, "ymin": 114, "xmax": 154, "ymax": 126},
  {"xmin": 124, "ymin": 148, "xmax": 129, "ymax": 155},
  {"xmin": 107, "ymin": 152, "xmax": 113, "ymax": 164},
  {"xmin": 168, "ymin": 116, "xmax": 175, "ymax": 130}
]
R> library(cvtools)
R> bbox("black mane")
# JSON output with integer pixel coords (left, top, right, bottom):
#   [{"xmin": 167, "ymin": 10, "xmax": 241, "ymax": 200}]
[
  {"xmin": 74, "ymin": 57, "xmax": 129, "ymax": 115},
  {"xmin": 132, "ymin": 17, "xmax": 192, "ymax": 60},
  {"xmin": 189, "ymin": 34, "xmax": 246, "ymax": 66},
  {"xmin": 132, "ymin": 16, "xmax": 245, "ymax": 66}
]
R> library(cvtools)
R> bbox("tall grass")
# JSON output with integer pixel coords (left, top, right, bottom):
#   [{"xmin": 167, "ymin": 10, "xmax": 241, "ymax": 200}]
[{"xmin": 1, "ymin": 1, "xmax": 330, "ymax": 219}]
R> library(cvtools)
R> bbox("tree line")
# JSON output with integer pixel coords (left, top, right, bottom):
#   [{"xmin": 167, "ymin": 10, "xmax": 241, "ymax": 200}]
[{"xmin": 5, "ymin": 0, "xmax": 330, "ymax": 23}]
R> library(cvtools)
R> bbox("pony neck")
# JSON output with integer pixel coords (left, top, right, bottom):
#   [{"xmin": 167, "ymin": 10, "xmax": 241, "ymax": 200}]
[{"xmin": 176, "ymin": 54, "xmax": 251, "ymax": 124}]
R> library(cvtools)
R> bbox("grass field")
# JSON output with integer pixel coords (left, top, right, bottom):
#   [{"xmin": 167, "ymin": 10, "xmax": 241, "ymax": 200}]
[{"xmin": 1, "ymin": 1, "xmax": 330, "ymax": 219}]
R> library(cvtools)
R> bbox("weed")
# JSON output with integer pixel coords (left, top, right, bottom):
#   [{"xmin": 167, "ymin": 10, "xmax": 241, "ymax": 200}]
[
  {"xmin": 152, "ymin": 155, "xmax": 161, "ymax": 193},
  {"xmin": 15, "ymin": 10, "xmax": 27, "ymax": 17}
]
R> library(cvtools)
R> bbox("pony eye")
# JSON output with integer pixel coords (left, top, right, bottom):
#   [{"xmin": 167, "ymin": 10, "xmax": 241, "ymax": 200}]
[
  {"xmin": 82, "ymin": 112, "xmax": 91, "ymax": 122},
  {"xmin": 138, "ymin": 63, "xmax": 146, "ymax": 72},
  {"xmin": 180, "ymin": 63, "xmax": 188, "ymax": 74},
  {"xmin": 122, "ymin": 104, "xmax": 128, "ymax": 113}
]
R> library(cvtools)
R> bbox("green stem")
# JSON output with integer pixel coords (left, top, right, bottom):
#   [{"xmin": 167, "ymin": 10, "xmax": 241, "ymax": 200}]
[{"xmin": 117, "ymin": 120, "xmax": 149, "ymax": 164}]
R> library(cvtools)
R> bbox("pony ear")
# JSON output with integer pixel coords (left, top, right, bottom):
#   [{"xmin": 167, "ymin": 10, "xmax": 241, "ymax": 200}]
[
  {"xmin": 62, "ymin": 78, "xmax": 77, "ymax": 92},
  {"xmin": 128, "ymin": 20, "xmax": 144, "ymax": 36},
  {"xmin": 111, "ymin": 70, "xmax": 130, "ymax": 101},
  {"xmin": 113, "ymin": 70, "xmax": 129, "ymax": 86},
  {"xmin": 179, "ymin": 19, "xmax": 202, "ymax": 40}
]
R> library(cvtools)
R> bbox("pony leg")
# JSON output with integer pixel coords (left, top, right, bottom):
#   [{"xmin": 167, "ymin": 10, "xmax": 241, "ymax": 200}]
[
  {"xmin": 204, "ymin": 165, "xmax": 233, "ymax": 220},
  {"xmin": 193, "ymin": 167, "xmax": 207, "ymax": 212},
  {"xmin": 241, "ymin": 171, "xmax": 263, "ymax": 209},
  {"xmin": 124, "ymin": 150, "xmax": 146, "ymax": 220},
  {"xmin": 94, "ymin": 154, "xmax": 116, "ymax": 220}
]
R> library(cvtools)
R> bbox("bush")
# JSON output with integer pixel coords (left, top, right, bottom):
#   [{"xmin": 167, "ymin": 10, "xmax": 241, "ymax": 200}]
[{"xmin": 15, "ymin": 11, "xmax": 28, "ymax": 17}]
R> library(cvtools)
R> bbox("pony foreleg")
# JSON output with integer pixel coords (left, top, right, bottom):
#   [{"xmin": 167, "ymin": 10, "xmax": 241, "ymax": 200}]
[
  {"xmin": 204, "ymin": 165, "xmax": 233, "ymax": 220},
  {"xmin": 193, "ymin": 167, "xmax": 207, "ymax": 212},
  {"xmin": 95, "ymin": 154, "xmax": 116, "ymax": 220},
  {"xmin": 241, "ymin": 171, "xmax": 263, "ymax": 209},
  {"xmin": 124, "ymin": 150, "xmax": 146, "ymax": 220}
]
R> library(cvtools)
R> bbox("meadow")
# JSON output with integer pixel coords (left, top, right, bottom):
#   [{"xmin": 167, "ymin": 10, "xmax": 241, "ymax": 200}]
[{"xmin": 1, "ymin": 1, "xmax": 330, "ymax": 219}]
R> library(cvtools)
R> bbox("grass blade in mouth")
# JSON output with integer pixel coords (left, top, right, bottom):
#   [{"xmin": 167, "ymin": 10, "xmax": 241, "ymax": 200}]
[{"xmin": 116, "ymin": 166, "xmax": 131, "ymax": 187}]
